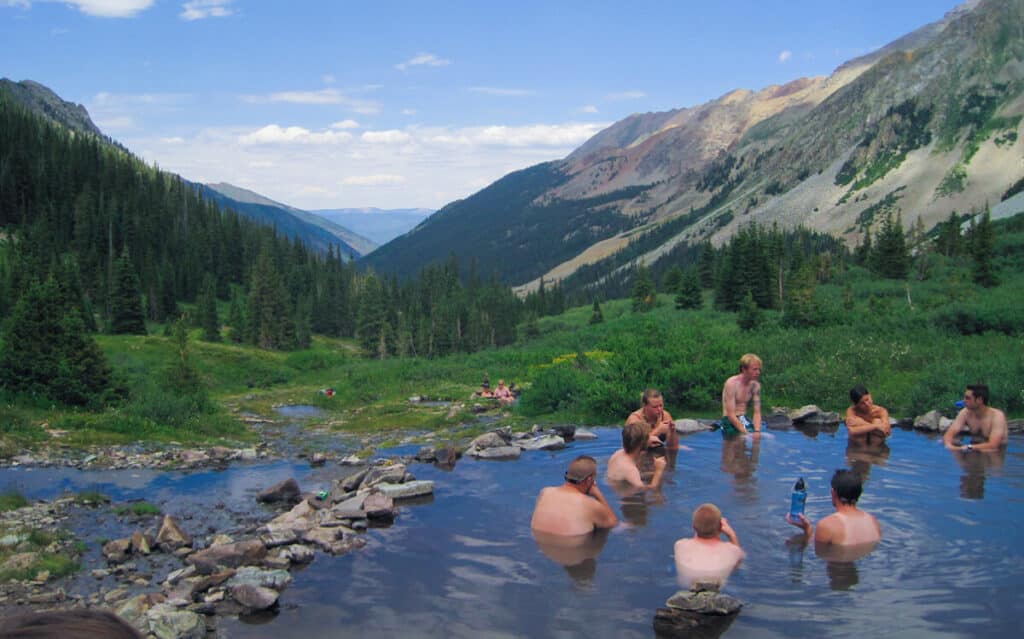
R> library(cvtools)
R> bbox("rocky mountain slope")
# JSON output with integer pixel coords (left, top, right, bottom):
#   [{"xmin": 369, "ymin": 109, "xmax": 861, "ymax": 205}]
[{"xmin": 363, "ymin": 0, "xmax": 1024, "ymax": 293}]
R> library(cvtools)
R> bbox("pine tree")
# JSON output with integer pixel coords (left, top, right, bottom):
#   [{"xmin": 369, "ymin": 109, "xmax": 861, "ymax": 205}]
[
  {"xmin": 971, "ymin": 206, "xmax": 998, "ymax": 287},
  {"xmin": 736, "ymin": 290, "xmax": 761, "ymax": 331},
  {"xmin": 197, "ymin": 274, "xmax": 221, "ymax": 342},
  {"xmin": 662, "ymin": 266, "xmax": 684, "ymax": 295},
  {"xmin": 631, "ymin": 264, "xmax": 656, "ymax": 312},
  {"xmin": 108, "ymin": 249, "xmax": 147, "ymax": 334},
  {"xmin": 782, "ymin": 265, "xmax": 819, "ymax": 328},
  {"xmin": 226, "ymin": 288, "xmax": 245, "ymax": 343},
  {"xmin": 870, "ymin": 212, "xmax": 909, "ymax": 279},
  {"xmin": 52, "ymin": 311, "xmax": 112, "ymax": 407},
  {"xmin": 675, "ymin": 268, "xmax": 703, "ymax": 310},
  {"xmin": 589, "ymin": 300, "xmax": 604, "ymax": 324}
]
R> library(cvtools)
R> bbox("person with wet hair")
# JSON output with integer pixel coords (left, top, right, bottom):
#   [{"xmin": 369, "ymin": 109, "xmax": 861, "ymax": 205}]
[
  {"xmin": 673, "ymin": 503, "xmax": 746, "ymax": 589},
  {"xmin": 943, "ymin": 383, "xmax": 1008, "ymax": 453},
  {"xmin": 607, "ymin": 421, "xmax": 667, "ymax": 491},
  {"xmin": 845, "ymin": 384, "xmax": 892, "ymax": 444},
  {"xmin": 531, "ymin": 455, "xmax": 618, "ymax": 536},
  {"xmin": 721, "ymin": 354, "xmax": 763, "ymax": 435},
  {"xmin": 786, "ymin": 469, "xmax": 881, "ymax": 547},
  {"xmin": 0, "ymin": 609, "xmax": 143, "ymax": 639}
]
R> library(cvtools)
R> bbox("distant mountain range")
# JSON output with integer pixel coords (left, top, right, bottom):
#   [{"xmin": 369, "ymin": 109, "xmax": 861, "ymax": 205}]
[
  {"xmin": 363, "ymin": 0, "xmax": 1024, "ymax": 293},
  {"xmin": 309, "ymin": 208, "xmax": 433, "ymax": 246}
]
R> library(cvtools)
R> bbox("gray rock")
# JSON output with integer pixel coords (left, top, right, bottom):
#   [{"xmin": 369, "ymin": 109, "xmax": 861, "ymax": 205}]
[
  {"xmin": 238, "ymin": 448, "xmax": 258, "ymax": 461},
  {"xmin": 666, "ymin": 588, "xmax": 743, "ymax": 615},
  {"xmin": 260, "ymin": 524, "xmax": 299, "ymax": 547},
  {"xmin": 362, "ymin": 492, "xmax": 395, "ymax": 519},
  {"xmin": 469, "ymin": 445, "xmax": 521, "ymax": 460},
  {"xmin": 302, "ymin": 528, "xmax": 366, "ymax": 555},
  {"xmin": 363, "ymin": 464, "xmax": 407, "ymax": 488},
  {"xmin": 230, "ymin": 584, "xmax": 279, "ymax": 611},
  {"xmin": 573, "ymin": 428, "xmax": 599, "ymax": 440},
  {"xmin": 764, "ymin": 413, "xmax": 794, "ymax": 429},
  {"xmin": 115, "ymin": 593, "xmax": 165, "ymax": 625},
  {"xmin": 1009, "ymin": 419, "xmax": 1024, "ymax": 433},
  {"xmin": 375, "ymin": 480, "xmax": 435, "ymax": 500},
  {"xmin": 256, "ymin": 477, "xmax": 301, "ymax": 504},
  {"xmin": 913, "ymin": 410, "xmax": 951, "ymax": 432},
  {"xmin": 226, "ymin": 566, "xmax": 292, "ymax": 591},
  {"xmin": 156, "ymin": 514, "xmax": 192, "ymax": 551},
  {"xmin": 788, "ymin": 405, "xmax": 822, "ymax": 422},
  {"xmin": 332, "ymin": 494, "xmax": 368, "ymax": 519},
  {"xmin": 675, "ymin": 419, "xmax": 711, "ymax": 434},
  {"xmin": 103, "ymin": 538, "xmax": 132, "ymax": 563},
  {"xmin": 277, "ymin": 544, "xmax": 315, "ymax": 564},
  {"xmin": 517, "ymin": 435, "xmax": 566, "ymax": 451},
  {"xmin": 467, "ymin": 431, "xmax": 509, "ymax": 450},
  {"xmin": 145, "ymin": 603, "xmax": 206, "ymax": 639},
  {"xmin": 340, "ymin": 468, "xmax": 369, "ymax": 493}
]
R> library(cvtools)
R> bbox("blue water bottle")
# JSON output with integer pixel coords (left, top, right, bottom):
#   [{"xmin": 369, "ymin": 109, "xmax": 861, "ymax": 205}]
[{"xmin": 790, "ymin": 477, "xmax": 807, "ymax": 520}]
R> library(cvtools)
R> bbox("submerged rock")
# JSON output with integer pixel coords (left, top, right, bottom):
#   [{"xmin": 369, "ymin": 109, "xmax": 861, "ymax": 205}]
[
  {"xmin": 156, "ymin": 514, "xmax": 192, "ymax": 551},
  {"xmin": 256, "ymin": 478, "xmax": 301, "ymax": 504},
  {"xmin": 517, "ymin": 434, "xmax": 566, "ymax": 451},
  {"xmin": 231, "ymin": 583, "xmax": 279, "ymax": 611},
  {"xmin": 375, "ymin": 480, "xmax": 434, "ymax": 500}
]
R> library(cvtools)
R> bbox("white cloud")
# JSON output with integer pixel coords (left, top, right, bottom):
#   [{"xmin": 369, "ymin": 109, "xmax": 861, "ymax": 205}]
[
  {"xmin": 778, "ymin": 49, "xmax": 792, "ymax": 63},
  {"xmin": 243, "ymin": 88, "xmax": 381, "ymax": 114},
  {"xmin": 395, "ymin": 52, "xmax": 451, "ymax": 71},
  {"xmin": 577, "ymin": 105, "xmax": 599, "ymax": 114},
  {"xmin": 605, "ymin": 90, "xmax": 646, "ymax": 101},
  {"xmin": 361, "ymin": 130, "xmax": 412, "ymax": 145},
  {"xmin": 341, "ymin": 174, "xmax": 406, "ymax": 186},
  {"xmin": 159, "ymin": 136, "xmax": 185, "ymax": 144},
  {"xmin": 330, "ymin": 119, "xmax": 360, "ymax": 130},
  {"xmin": 94, "ymin": 115, "xmax": 135, "ymax": 131},
  {"xmin": 238, "ymin": 124, "xmax": 353, "ymax": 145},
  {"xmin": 322, "ymin": 74, "xmax": 336, "ymax": 85},
  {"xmin": 180, "ymin": 0, "xmax": 232, "ymax": 21},
  {"xmin": 14, "ymin": 0, "xmax": 155, "ymax": 17},
  {"xmin": 401, "ymin": 108, "xmax": 417, "ymax": 116},
  {"xmin": 469, "ymin": 87, "xmax": 535, "ymax": 97}
]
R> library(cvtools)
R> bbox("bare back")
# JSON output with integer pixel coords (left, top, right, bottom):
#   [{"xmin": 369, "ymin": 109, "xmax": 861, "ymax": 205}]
[
  {"xmin": 673, "ymin": 538, "xmax": 745, "ymax": 589},
  {"xmin": 531, "ymin": 486, "xmax": 605, "ymax": 536},
  {"xmin": 606, "ymin": 449, "xmax": 643, "ymax": 489},
  {"xmin": 817, "ymin": 509, "xmax": 881, "ymax": 546}
]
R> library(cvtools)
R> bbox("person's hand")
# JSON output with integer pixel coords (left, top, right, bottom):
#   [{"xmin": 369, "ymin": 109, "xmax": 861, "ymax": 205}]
[
  {"xmin": 653, "ymin": 456, "xmax": 667, "ymax": 471},
  {"xmin": 648, "ymin": 433, "xmax": 663, "ymax": 446},
  {"xmin": 786, "ymin": 513, "xmax": 811, "ymax": 535},
  {"xmin": 720, "ymin": 517, "xmax": 736, "ymax": 537}
]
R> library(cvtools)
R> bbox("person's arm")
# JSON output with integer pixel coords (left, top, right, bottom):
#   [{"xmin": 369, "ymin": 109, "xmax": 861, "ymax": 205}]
[
  {"xmin": 974, "ymin": 411, "xmax": 1008, "ymax": 452},
  {"xmin": 943, "ymin": 410, "xmax": 968, "ymax": 450},
  {"xmin": 873, "ymin": 406, "xmax": 892, "ymax": 436},
  {"xmin": 786, "ymin": 512, "xmax": 812, "ymax": 538},
  {"xmin": 587, "ymin": 483, "xmax": 619, "ymax": 529},
  {"xmin": 723, "ymin": 383, "xmax": 749, "ymax": 435},
  {"xmin": 845, "ymin": 407, "xmax": 880, "ymax": 437},
  {"xmin": 720, "ymin": 516, "xmax": 740, "ymax": 547},
  {"xmin": 814, "ymin": 516, "xmax": 840, "ymax": 545},
  {"xmin": 751, "ymin": 382, "xmax": 762, "ymax": 433},
  {"xmin": 646, "ymin": 456, "xmax": 667, "ymax": 489}
]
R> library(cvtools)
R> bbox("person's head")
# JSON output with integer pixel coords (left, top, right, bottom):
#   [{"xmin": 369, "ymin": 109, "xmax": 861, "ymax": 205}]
[
  {"xmin": 831, "ymin": 469, "xmax": 864, "ymax": 506},
  {"xmin": 641, "ymin": 388, "xmax": 664, "ymax": 419},
  {"xmin": 622, "ymin": 421, "xmax": 650, "ymax": 454},
  {"xmin": 0, "ymin": 609, "xmax": 143, "ymax": 639},
  {"xmin": 965, "ymin": 384, "xmax": 989, "ymax": 408},
  {"xmin": 739, "ymin": 354, "xmax": 762, "ymax": 378},
  {"xmin": 692, "ymin": 503, "xmax": 723, "ymax": 539},
  {"xmin": 850, "ymin": 384, "xmax": 873, "ymax": 411},
  {"xmin": 498, "ymin": 379, "xmax": 506, "ymax": 387},
  {"xmin": 565, "ymin": 455, "xmax": 597, "ymax": 491}
]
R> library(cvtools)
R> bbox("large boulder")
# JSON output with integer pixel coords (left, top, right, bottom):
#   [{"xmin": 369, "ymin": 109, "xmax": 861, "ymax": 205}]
[
  {"xmin": 654, "ymin": 587, "xmax": 743, "ymax": 639},
  {"xmin": 187, "ymin": 539, "xmax": 266, "ymax": 574},
  {"xmin": 256, "ymin": 478, "xmax": 301, "ymax": 504},
  {"xmin": 574, "ymin": 427, "xmax": 599, "ymax": 440},
  {"xmin": 517, "ymin": 435, "xmax": 566, "ymax": 451},
  {"xmin": 226, "ymin": 566, "xmax": 292, "ymax": 591},
  {"xmin": 913, "ymin": 410, "xmax": 952, "ymax": 432},
  {"xmin": 103, "ymin": 538, "xmax": 132, "ymax": 563},
  {"xmin": 230, "ymin": 584, "xmax": 279, "ymax": 611},
  {"xmin": 266, "ymin": 500, "xmax": 317, "ymax": 532},
  {"xmin": 466, "ymin": 431, "xmax": 509, "ymax": 453},
  {"xmin": 156, "ymin": 515, "xmax": 192, "ymax": 551},
  {"xmin": 363, "ymin": 464, "xmax": 408, "ymax": 488},
  {"xmin": 675, "ymin": 419, "xmax": 712, "ymax": 434},
  {"xmin": 145, "ymin": 603, "xmax": 206, "ymax": 639}
]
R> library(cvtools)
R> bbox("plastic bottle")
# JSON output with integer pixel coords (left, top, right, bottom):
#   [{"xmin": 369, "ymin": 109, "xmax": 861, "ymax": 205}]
[{"xmin": 789, "ymin": 477, "xmax": 807, "ymax": 520}]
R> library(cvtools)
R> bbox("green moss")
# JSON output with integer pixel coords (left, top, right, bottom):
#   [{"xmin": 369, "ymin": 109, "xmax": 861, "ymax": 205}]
[
  {"xmin": 0, "ymin": 491, "xmax": 29, "ymax": 512},
  {"xmin": 113, "ymin": 501, "xmax": 161, "ymax": 517}
]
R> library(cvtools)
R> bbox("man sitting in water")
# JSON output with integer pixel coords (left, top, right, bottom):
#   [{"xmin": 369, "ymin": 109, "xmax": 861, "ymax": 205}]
[
  {"xmin": 787, "ymin": 469, "xmax": 881, "ymax": 549},
  {"xmin": 845, "ymin": 384, "xmax": 892, "ymax": 444},
  {"xmin": 531, "ymin": 455, "xmax": 618, "ymax": 535},
  {"xmin": 673, "ymin": 503, "xmax": 745, "ymax": 589},
  {"xmin": 943, "ymin": 383, "xmax": 1008, "ymax": 453},
  {"xmin": 607, "ymin": 421, "xmax": 667, "ymax": 491},
  {"xmin": 493, "ymin": 379, "xmax": 514, "ymax": 406},
  {"xmin": 721, "ymin": 353, "xmax": 763, "ymax": 435},
  {"xmin": 626, "ymin": 388, "xmax": 679, "ymax": 449}
]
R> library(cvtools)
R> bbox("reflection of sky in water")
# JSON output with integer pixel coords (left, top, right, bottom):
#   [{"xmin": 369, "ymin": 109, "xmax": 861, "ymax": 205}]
[{"xmin": 3, "ymin": 428, "xmax": 1023, "ymax": 638}]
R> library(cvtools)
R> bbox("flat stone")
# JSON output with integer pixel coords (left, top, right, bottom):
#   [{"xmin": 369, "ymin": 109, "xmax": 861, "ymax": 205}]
[
  {"xmin": 145, "ymin": 603, "xmax": 206, "ymax": 639},
  {"xmin": 230, "ymin": 584, "xmax": 279, "ymax": 611},
  {"xmin": 226, "ymin": 566, "xmax": 292, "ymax": 591},
  {"xmin": 674, "ymin": 419, "xmax": 711, "ymax": 434},
  {"xmin": 517, "ymin": 435, "xmax": 566, "ymax": 451},
  {"xmin": 470, "ymin": 445, "xmax": 521, "ymax": 459},
  {"xmin": 375, "ymin": 480, "xmax": 435, "ymax": 500},
  {"xmin": 573, "ymin": 428, "xmax": 599, "ymax": 440},
  {"xmin": 187, "ymin": 539, "xmax": 266, "ymax": 574},
  {"xmin": 363, "ymin": 464, "xmax": 407, "ymax": 488}
]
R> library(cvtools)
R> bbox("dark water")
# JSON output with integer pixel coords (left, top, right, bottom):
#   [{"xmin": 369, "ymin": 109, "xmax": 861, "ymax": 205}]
[{"xmin": 2, "ymin": 427, "xmax": 1022, "ymax": 638}]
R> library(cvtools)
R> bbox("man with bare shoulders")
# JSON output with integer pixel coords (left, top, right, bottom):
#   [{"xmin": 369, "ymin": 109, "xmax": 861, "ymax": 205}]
[
  {"xmin": 607, "ymin": 421, "xmax": 667, "ymax": 491},
  {"xmin": 674, "ymin": 503, "xmax": 745, "ymax": 589},
  {"xmin": 626, "ymin": 388, "xmax": 679, "ymax": 449},
  {"xmin": 943, "ymin": 384, "xmax": 1008, "ymax": 453},
  {"xmin": 845, "ymin": 384, "xmax": 891, "ymax": 444},
  {"xmin": 787, "ymin": 469, "xmax": 881, "ymax": 549},
  {"xmin": 531, "ymin": 455, "xmax": 618, "ymax": 536},
  {"xmin": 721, "ymin": 353, "xmax": 763, "ymax": 435}
]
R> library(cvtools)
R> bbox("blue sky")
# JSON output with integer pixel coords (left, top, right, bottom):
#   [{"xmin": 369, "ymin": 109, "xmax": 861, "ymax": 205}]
[{"xmin": 1, "ymin": 0, "xmax": 963, "ymax": 210}]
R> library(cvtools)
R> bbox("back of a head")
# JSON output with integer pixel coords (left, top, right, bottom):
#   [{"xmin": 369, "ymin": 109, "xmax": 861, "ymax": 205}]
[
  {"xmin": 622, "ymin": 421, "xmax": 649, "ymax": 453},
  {"xmin": 692, "ymin": 503, "xmax": 722, "ymax": 538},
  {"xmin": 849, "ymin": 384, "xmax": 869, "ymax": 405},
  {"xmin": 831, "ymin": 469, "xmax": 864, "ymax": 505},
  {"xmin": 566, "ymin": 455, "xmax": 597, "ymax": 482},
  {"xmin": 0, "ymin": 610, "xmax": 143, "ymax": 639}
]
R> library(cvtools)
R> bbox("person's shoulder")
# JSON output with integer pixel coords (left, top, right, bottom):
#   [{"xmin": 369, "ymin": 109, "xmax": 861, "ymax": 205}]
[{"xmin": 625, "ymin": 408, "xmax": 644, "ymax": 423}]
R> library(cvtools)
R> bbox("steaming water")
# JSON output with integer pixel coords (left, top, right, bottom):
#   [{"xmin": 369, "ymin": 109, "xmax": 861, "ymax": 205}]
[{"xmin": 2, "ymin": 426, "xmax": 1021, "ymax": 638}]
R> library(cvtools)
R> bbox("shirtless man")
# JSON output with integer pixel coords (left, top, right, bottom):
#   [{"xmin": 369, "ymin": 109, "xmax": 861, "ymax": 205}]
[
  {"xmin": 493, "ymin": 379, "xmax": 514, "ymax": 406},
  {"xmin": 845, "ymin": 384, "xmax": 891, "ymax": 444},
  {"xmin": 721, "ymin": 353, "xmax": 762, "ymax": 435},
  {"xmin": 626, "ymin": 388, "xmax": 678, "ymax": 449},
  {"xmin": 531, "ymin": 455, "xmax": 618, "ymax": 536},
  {"xmin": 943, "ymin": 384, "xmax": 1008, "ymax": 453},
  {"xmin": 674, "ymin": 503, "xmax": 745, "ymax": 589},
  {"xmin": 607, "ymin": 421, "xmax": 667, "ymax": 491},
  {"xmin": 787, "ymin": 469, "xmax": 881, "ymax": 548}
]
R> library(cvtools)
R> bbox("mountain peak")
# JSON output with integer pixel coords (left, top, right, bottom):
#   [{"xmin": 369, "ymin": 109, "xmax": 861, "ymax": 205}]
[{"xmin": 0, "ymin": 78, "xmax": 102, "ymax": 138}]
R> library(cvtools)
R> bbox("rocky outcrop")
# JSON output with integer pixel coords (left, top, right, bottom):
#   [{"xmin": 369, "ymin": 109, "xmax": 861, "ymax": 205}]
[
  {"xmin": 913, "ymin": 410, "xmax": 952, "ymax": 432},
  {"xmin": 256, "ymin": 478, "xmax": 301, "ymax": 504}
]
